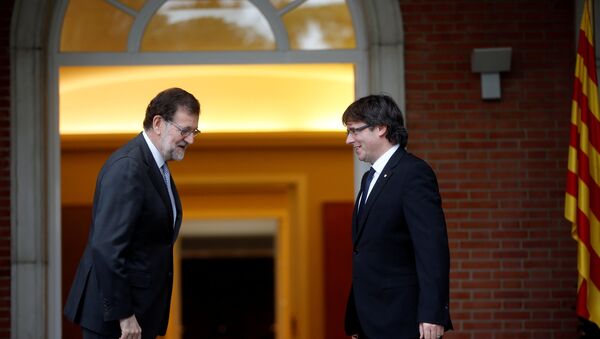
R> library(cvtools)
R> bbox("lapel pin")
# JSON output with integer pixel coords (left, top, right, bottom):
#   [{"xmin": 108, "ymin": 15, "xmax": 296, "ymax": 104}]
[{"xmin": 384, "ymin": 174, "xmax": 388, "ymax": 178}]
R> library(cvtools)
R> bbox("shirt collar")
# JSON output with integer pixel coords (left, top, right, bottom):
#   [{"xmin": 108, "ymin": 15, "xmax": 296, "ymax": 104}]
[
  {"xmin": 142, "ymin": 130, "xmax": 166, "ymax": 169},
  {"xmin": 372, "ymin": 144, "xmax": 400, "ymax": 174}
]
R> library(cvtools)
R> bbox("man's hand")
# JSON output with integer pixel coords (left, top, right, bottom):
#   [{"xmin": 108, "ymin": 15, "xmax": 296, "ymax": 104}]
[
  {"xmin": 419, "ymin": 322, "xmax": 444, "ymax": 339},
  {"xmin": 119, "ymin": 314, "xmax": 142, "ymax": 339}
]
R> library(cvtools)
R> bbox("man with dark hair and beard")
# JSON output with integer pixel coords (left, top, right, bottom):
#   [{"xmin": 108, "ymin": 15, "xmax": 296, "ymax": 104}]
[{"xmin": 64, "ymin": 87, "xmax": 201, "ymax": 339}]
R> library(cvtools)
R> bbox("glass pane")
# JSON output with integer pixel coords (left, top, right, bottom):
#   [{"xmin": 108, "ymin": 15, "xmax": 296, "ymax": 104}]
[
  {"xmin": 282, "ymin": 0, "xmax": 355, "ymax": 50},
  {"xmin": 61, "ymin": 0, "xmax": 133, "ymax": 52},
  {"xmin": 141, "ymin": 0, "xmax": 275, "ymax": 51},
  {"xmin": 119, "ymin": 0, "xmax": 146, "ymax": 11},
  {"xmin": 270, "ymin": 0, "xmax": 295, "ymax": 9},
  {"xmin": 59, "ymin": 64, "xmax": 354, "ymax": 134}
]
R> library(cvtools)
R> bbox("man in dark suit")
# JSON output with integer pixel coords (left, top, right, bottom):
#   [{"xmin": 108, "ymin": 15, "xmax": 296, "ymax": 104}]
[
  {"xmin": 64, "ymin": 87, "xmax": 201, "ymax": 339},
  {"xmin": 342, "ymin": 95, "xmax": 452, "ymax": 339}
]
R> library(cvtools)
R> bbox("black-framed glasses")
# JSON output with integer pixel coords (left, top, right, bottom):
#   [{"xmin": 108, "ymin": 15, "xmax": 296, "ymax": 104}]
[
  {"xmin": 166, "ymin": 120, "xmax": 201, "ymax": 138},
  {"xmin": 346, "ymin": 124, "xmax": 371, "ymax": 136}
]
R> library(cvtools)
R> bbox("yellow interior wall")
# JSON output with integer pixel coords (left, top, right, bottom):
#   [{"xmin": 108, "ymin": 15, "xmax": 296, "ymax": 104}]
[
  {"xmin": 61, "ymin": 132, "xmax": 355, "ymax": 339},
  {"xmin": 59, "ymin": 64, "xmax": 354, "ymax": 134}
]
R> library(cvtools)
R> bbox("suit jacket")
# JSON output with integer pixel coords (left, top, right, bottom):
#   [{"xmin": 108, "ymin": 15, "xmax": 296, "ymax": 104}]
[
  {"xmin": 345, "ymin": 147, "xmax": 452, "ymax": 339},
  {"xmin": 64, "ymin": 133, "xmax": 183, "ymax": 337}
]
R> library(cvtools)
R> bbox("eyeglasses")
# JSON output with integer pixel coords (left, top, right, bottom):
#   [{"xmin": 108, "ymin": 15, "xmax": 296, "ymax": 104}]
[
  {"xmin": 346, "ymin": 124, "xmax": 371, "ymax": 136},
  {"xmin": 166, "ymin": 120, "xmax": 201, "ymax": 138}
]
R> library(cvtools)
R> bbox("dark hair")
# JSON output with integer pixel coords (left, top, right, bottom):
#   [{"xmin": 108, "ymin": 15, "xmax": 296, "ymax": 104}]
[
  {"xmin": 143, "ymin": 87, "xmax": 200, "ymax": 130},
  {"xmin": 342, "ymin": 94, "xmax": 408, "ymax": 148}
]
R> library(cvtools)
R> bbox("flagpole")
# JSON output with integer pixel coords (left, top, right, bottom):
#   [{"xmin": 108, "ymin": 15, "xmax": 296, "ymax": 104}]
[{"xmin": 592, "ymin": 0, "xmax": 596, "ymax": 47}]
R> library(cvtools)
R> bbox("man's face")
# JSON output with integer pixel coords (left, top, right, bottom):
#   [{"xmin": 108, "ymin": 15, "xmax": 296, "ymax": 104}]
[
  {"xmin": 159, "ymin": 108, "xmax": 199, "ymax": 161},
  {"xmin": 345, "ymin": 121, "xmax": 384, "ymax": 164}
]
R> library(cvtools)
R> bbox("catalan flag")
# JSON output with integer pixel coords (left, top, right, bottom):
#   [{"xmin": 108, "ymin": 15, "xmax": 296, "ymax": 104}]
[{"xmin": 565, "ymin": 0, "xmax": 600, "ymax": 327}]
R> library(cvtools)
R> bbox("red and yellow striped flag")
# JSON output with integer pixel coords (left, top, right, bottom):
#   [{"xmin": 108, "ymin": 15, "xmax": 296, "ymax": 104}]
[{"xmin": 566, "ymin": 0, "xmax": 600, "ymax": 326}]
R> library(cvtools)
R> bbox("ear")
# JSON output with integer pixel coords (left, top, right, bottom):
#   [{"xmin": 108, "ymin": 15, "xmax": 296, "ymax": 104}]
[
  {"xmin": 376, "ymin": 125, "xmax": 388, "ymax": 138},
  {"xmin": 152, "ymin": 115, "xmax": 163, "ymax": 135}
]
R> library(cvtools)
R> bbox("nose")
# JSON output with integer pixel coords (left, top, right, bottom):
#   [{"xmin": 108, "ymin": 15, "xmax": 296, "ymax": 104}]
[
  {"xmin": 184, "ymin": 133, "xmax": 195, "ymax": 144},
  {"xmin": 346, "ymin": 133, "xmax": 354, "ymax": 145}
]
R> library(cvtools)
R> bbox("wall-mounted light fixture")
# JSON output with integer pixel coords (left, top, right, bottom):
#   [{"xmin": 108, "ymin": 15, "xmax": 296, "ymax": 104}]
[{"xmin": 471, "ymin": 47, "xmax": 512, "ymax": 100}]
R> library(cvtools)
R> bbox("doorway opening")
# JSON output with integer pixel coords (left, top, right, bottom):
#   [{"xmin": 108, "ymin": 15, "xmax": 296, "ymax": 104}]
[
  {"xmin": 179, "ymin": 220, "xmax": 277, "ymax": 339},
  {"xmin": 181, "ymin": 256, "xmax": 274, "ymax": 338}
]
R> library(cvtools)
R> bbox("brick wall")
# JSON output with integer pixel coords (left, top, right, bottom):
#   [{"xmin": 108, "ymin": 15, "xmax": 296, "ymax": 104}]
[
  {"xmin": 0, "ymin": 0, "xmax": 12, "ymax": 337},
  {"xmin": 401, "ymin": 0, "xmax": 577, "ymax": 338}
]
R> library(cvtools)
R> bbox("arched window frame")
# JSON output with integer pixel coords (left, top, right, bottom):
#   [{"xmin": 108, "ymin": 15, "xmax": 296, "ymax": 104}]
[{"xmin": 54, "ymin": 0, "xmax": 368, "ymax": 72}]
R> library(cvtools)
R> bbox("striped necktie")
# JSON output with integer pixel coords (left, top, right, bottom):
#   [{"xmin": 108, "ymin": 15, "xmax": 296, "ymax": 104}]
[{"xmin": 161, "ymin": 163, "xmax": 176, "ymax": 226}]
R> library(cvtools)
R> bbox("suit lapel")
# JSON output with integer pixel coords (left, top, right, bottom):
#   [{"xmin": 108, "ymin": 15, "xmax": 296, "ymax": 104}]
[
  {"xmin": 137, "ymin": 134, "xmax": 177, "ymax": 235},
  {"xmin": 354, "ymin": 148, "xmax": 406, "ymax": 244},
  {"xmin": 171, "ymin": 179, "xmax": 183, "ymax": 243},
  {"xmin": 351, "ymin": 179, "xmax": 364, "ymax": 243}
]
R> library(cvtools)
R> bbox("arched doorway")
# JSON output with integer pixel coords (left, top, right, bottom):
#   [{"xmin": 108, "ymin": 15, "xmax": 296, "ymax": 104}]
[{"xmin": 10, "ymin": 1, "xmax": 405, "ymax": 338}]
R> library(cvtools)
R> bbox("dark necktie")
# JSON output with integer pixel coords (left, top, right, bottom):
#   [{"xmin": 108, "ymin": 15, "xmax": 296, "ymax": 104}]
[
  {"xmin": 161, "ymin": 163, "xmax": 176, "ymax": 226},
  {"xmin": 359, "ymin": 167, "xmax": 375, "ymax": 214}
]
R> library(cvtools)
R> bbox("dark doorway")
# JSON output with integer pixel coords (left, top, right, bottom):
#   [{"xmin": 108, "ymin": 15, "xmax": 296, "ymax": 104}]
[{"xmin": 181, "ymin": 237, "xmax": 275, "ymax": 339}]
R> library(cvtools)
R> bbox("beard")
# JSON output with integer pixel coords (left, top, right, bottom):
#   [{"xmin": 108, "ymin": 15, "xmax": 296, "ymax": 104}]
[
  {"xmin": 160, "ymin": 135, "xmax": 187, "ymax": 161},
  {"xmin": 171, "ymin": 147, "xmax": 185, "ymax": 161}
]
